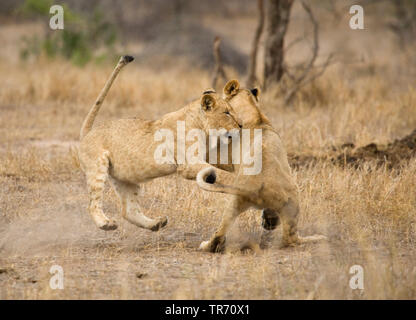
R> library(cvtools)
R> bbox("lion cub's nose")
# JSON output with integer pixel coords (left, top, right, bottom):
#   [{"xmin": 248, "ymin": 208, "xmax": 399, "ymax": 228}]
[{"xmin": 237, "ymin": 117, "xmax": 243, "ymax": 128}]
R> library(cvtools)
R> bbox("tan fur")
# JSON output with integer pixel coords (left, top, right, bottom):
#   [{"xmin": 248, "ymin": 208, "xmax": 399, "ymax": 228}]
[
  {"xmin": 80, "ymin": 55, "xmax": 134, "ymax": 140},
  {"xmin": 78, "ymin": 61, "xmax": 242, "ymax": 231},
  {"xmin": 197, "ymin": 81, "xmax": 326, "ymax": 252}
]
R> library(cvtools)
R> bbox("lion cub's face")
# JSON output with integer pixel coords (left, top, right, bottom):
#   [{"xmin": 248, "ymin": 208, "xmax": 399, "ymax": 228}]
[
  {"xmin": 199, "ymin": 91, "xmax": 242, "ymax": 134},
  {"xmin": 223, "ymin": 80, "xmax": 262, "ymax": 127}
]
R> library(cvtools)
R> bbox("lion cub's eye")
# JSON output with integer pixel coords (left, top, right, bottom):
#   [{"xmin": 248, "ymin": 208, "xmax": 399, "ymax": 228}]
[{"xmin": 224, "ymin": 111, "xmax": 230, "ymax": 115}]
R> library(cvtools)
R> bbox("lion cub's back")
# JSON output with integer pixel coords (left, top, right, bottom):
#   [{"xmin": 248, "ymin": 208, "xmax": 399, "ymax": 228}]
[{"xmin": 107, "ymin": 118, "xmax": 176, "ymax": 183}]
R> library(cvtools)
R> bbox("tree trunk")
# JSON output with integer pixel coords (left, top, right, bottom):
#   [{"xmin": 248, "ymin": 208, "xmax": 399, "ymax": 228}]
[
  {"xmin": 263, "ymin": 0, "xmax": 294, "ymax": 89},
  {"xmin": 211, "ymin": 36, "xmax": 227, "ymax": 90},
  {"xmin": 246, "ymin": 0, "xmax": 265, "ymax": 88}
]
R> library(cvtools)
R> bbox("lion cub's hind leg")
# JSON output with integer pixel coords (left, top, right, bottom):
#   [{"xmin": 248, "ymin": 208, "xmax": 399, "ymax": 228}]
[
  {"xmin": 199, "ymin": 196, "xmax": 250, "ymax": 253},
  {"xmin": 109, "ymin": 178, "xmax": 168, "ymax": 231},
  {"xmin": 279, "ymin": 198, "xmax": 327, "ymax": 247},
  {"xmin": 84, "ymin": 150, "xmax": 118, "ymax": 231},
  {"xmin": 278, "ymin": 198, "xmax": 302, "ymax": 247}
]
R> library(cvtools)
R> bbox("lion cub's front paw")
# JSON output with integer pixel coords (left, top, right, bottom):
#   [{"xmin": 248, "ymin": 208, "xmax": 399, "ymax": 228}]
[
  {"xmin": 199, "ymin": 236, "xmax": 226, "ymax": 253},
  {"xmin": 99, "ymin": 219, "xmax": 118, "ymax": 231},
  {"xmin": 150, "ymin": 216, "xmax": 168, "ymax": 232}
]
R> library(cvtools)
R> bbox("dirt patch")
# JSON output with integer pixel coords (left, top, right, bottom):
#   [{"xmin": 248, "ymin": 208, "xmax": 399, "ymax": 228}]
[{"xmin": 289, "ymin": 129, "xmax": 416, "ymax": 169}]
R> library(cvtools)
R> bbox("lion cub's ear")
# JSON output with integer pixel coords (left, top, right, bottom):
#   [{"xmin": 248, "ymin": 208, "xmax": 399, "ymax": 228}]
[
  {"xmin": 223, "ymin": 79, "xmax": 240, "ymax": 98},
  {"xmin": 201, "ymin": 93, "xmax": 216, "ymax": 111},
  {"xmin": 250, "ymin": 87, "xmax": 260, "ymax": 101},
  {"xmin": 203, "ymin": 88, "xmax": 216, "ymax": 94}
]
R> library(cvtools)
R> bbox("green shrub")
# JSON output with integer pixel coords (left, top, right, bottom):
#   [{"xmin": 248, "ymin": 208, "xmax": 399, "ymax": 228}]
[{"xmin": 19, "ymin": 0, "xmax": 118, "ymax": 66}]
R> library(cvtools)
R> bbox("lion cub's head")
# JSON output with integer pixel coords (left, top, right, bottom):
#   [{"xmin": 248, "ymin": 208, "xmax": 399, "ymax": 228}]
[
  {"xmin": 199, "ymin": 84, "xmax": 242, "ymax": 134},
  {"xmin": 222, "ymin": 79, "xmax": 266, "ymax": 127}
]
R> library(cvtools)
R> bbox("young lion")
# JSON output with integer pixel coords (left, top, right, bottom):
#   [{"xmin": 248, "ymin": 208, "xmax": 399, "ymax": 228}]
[
  {"xmin": 197, "ymin": 80, "xmax": 326, "ymax": 252},
  {"xmin": 78, "ymin": 56, "xmax": 242, "ymax": 231}
]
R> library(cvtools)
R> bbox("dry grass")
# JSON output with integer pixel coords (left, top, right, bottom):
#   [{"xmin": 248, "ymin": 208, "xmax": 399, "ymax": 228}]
[{"xmin": 1, "ymin": 15, "xmax": 416, "ymax": 299}]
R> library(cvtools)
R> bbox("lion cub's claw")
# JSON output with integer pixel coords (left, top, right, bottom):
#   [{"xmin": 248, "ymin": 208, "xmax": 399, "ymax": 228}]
[{"xmin": 150, "ymin": 216, "xmax": 168, "ymax": 232}]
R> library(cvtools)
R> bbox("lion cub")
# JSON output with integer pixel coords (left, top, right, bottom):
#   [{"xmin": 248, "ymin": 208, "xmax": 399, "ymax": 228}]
[
  {"xmin": 78, "ymin": 56, "xmax": 242, "ymax": 231},
  {"xmin": 197, "ymin": 80, "xmax": 326, "ymax": 252}
]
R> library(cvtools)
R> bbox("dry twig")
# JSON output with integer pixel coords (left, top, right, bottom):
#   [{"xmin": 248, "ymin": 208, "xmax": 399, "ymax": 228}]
[
  {"xmin": 211, "ymin": 36, "xmax": 227, "ymax": 89},
  {"xmin": 283, "ymin": 1, "xmax": 334, "ymax": 104}
]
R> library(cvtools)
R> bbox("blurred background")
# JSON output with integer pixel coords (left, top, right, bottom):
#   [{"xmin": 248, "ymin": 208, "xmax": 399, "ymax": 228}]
[{"xmin": 1, "ymin": 0, "xmax": 415, "ymax": 87}]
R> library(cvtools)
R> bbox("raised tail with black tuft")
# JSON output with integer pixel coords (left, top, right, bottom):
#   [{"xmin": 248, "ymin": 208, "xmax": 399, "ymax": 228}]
[{"xmin": 79, "ymin": 55, "xmax": 134, "ymax": 140}]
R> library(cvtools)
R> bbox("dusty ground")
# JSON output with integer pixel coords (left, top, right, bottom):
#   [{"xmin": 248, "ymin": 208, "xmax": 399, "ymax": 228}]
[{"xmin": 1, "ymin": 2, "xmax": 416, "ymax": 299}]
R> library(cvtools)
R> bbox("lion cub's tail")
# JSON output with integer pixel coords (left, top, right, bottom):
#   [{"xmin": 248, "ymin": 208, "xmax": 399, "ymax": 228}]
[
  {"xmin": 196, "ymin": 167, "xmax": 251, "ymax": 197},
  {"xmin": 79, "ymin": 55, "xmax": 134, "ymax": 140}
]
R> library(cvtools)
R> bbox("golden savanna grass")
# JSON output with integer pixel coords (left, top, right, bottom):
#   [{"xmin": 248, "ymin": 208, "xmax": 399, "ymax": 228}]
[{"xmin": 1, "ymin": 9, "xmax": 416, "ymax": 299}]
